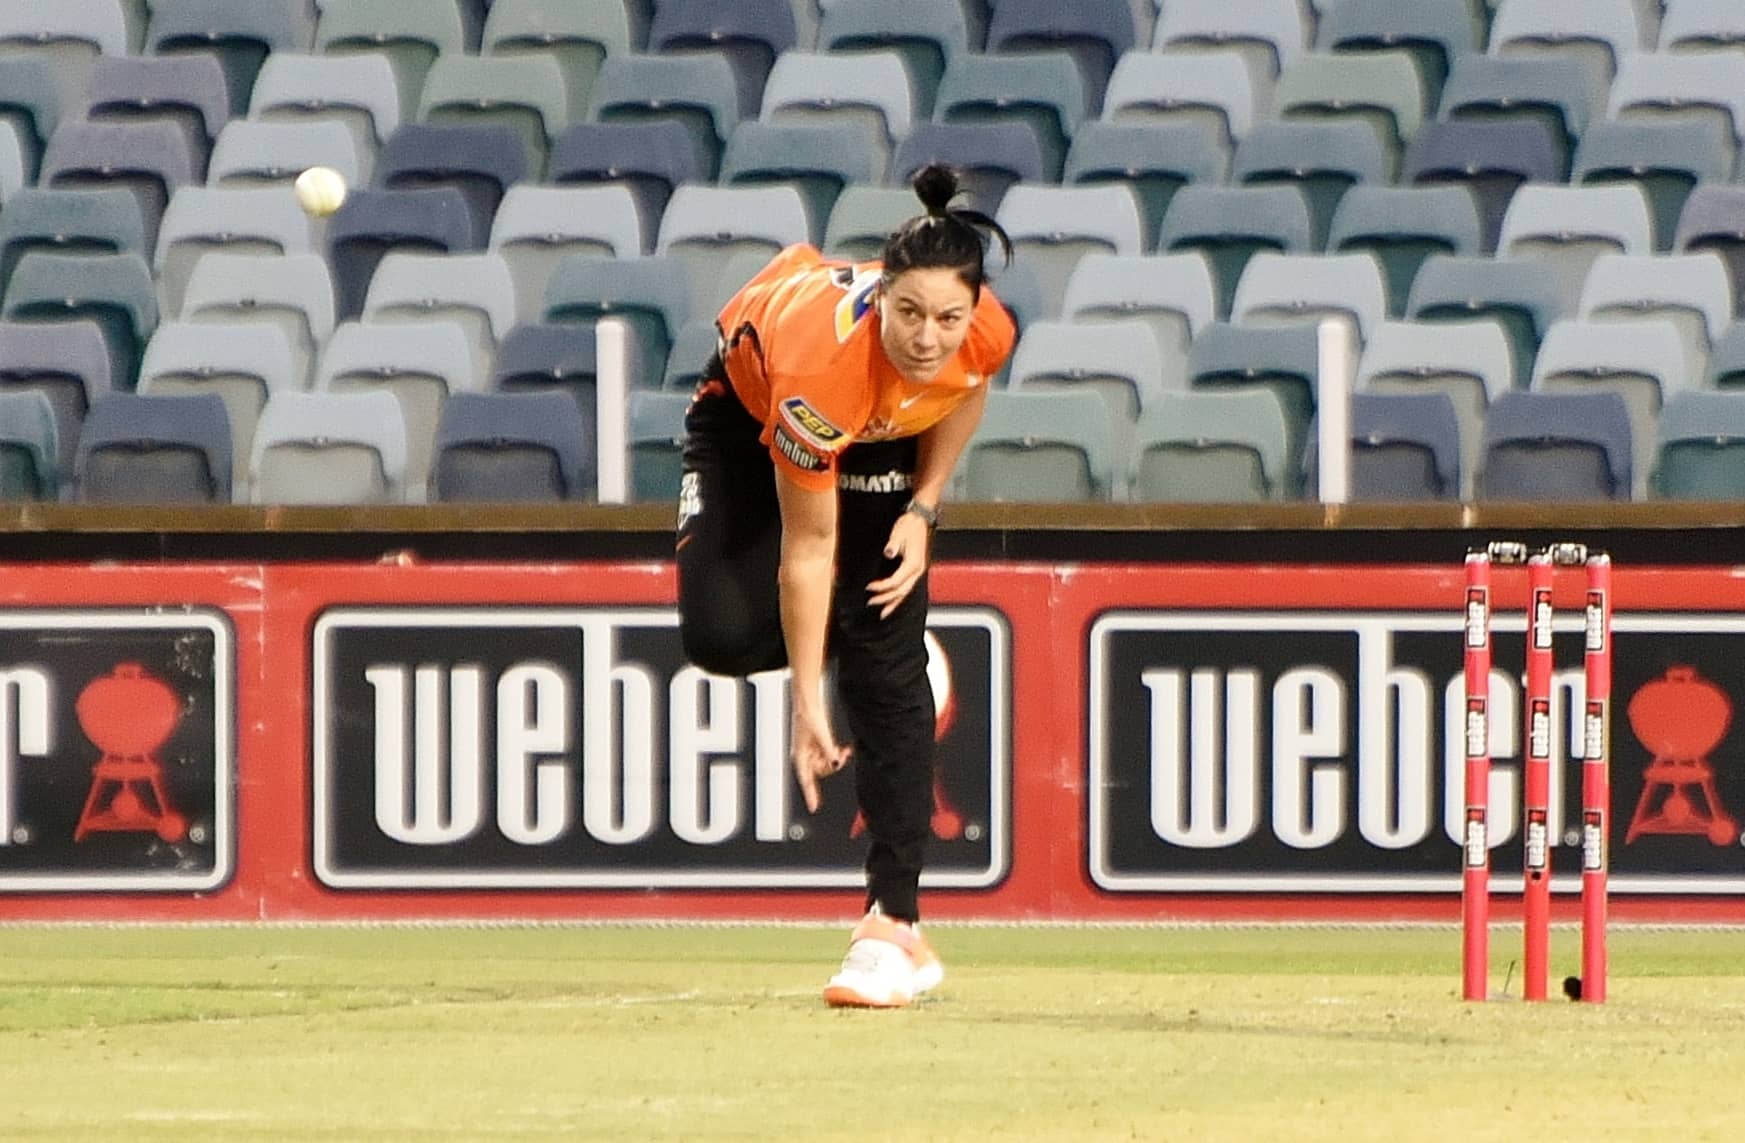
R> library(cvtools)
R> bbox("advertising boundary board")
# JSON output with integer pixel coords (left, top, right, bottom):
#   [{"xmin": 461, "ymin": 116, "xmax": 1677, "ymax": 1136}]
[{"xmin": 0, "ymin": 560, "xmax": 1742, "ymax": 925}]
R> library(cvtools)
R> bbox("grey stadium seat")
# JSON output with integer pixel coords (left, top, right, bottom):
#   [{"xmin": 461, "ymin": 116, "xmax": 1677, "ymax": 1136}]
[
  {"xmin": 180, "ymin": 252, "xmax": 336, "ymax": 386},
  {"xmin": 489, "ymin": 184, "xmax": 645, "ymax": 324},
  {"xmin": 249, "ymin": 388, "xmax": 409, "ymax": 504},
  {"xmin": 138, "ymin": 320, "xmax": 297, "ymax": 491},
  {"xmin": 153, "ymin": 186, "xmax": 313, "ymax": 317}
]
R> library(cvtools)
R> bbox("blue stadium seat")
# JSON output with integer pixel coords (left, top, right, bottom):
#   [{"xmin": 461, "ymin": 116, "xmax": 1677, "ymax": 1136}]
[
  {"xmin": 325, "ymin": 187, "xmax": 481, "ymax": 320},
  {"xmin": 549, "ymin": 121, "xmax": 704, "ymax": 254},
  {"xmin": 74, "ymin": 391, "xmax": 231, "ymax": 504},
  {"xmin": 647, "ymin": 0, "xmax": 798, "ymax": 119},
  {"xmin": 1479, "ymin": 389, "xmax": 1635, "ymax": 501},
  {"xmin": 374, "ymin": 123, "xmax": 527, "ymax": 245},
  {"xmin": 889, "ymin": 122, "xmax": 1044, "ymax": 217},
  {"xmin": 433, "ymin": 390, "xmax": 592, "ymax": 502},
  {"xmin": 1345, "ymin": 391, "xmax": 1464, "ymax": 501},
  {"xmin": 984, "ymin": 0, "xmax": 1136, "ymax": 107},
  {"xmin": 0, "ymin": 320, "xmax": 111, "ymax": 487},
  {"xmin": 147, "ymin": 0, "xmax": 315, "ymax": 115}
]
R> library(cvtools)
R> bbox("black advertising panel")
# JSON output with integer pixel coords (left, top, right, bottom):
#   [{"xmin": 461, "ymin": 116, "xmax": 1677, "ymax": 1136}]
[
  {"xmin": 1089, "ymin": 610, "xmax": 1745, "ymax": 894},
  {"xmin": 0, "ymin": 610, "xmax": 233, "ymax": 892},
  {"xmin": 312, "ymin": 606, "xmax": 1009, "ymax": 889}
]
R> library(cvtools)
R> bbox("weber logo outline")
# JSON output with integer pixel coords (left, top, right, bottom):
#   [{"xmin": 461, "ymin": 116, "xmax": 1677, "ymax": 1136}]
[
  {"xmin": 311, "ymin": 606, "xmax": 1009, "ymax": 890},
  {"xmin": 1088, "ymin": 610, "xmax": 1745, "ymax": 895},
  {"xmin": 0, "ymin": 608, "xmax": 235, "ymax": 893}
]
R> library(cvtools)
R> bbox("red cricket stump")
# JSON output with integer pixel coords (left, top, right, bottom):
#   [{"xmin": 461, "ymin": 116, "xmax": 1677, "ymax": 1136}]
[
  {"xmin": 1581, "ymin": 554, "xmax": 1613, "ymax": 1004},
  {"xmin": 1461, "ymin": 550, "xmax": 1492, "ymax": 1002},
  {"xmin": 1522, "ymin": 553, "xmax": 1555, "ymax": 1002}
]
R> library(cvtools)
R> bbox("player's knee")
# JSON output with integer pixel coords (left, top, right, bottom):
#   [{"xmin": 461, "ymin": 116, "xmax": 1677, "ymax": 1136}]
[{"xmin": 681, "ymin": 613, "xmax": 784, "ymax": 678}]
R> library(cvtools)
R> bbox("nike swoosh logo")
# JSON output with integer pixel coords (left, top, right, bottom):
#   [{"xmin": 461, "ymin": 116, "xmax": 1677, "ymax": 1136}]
[{"xmin": 899, "ymin": 394, "xmax": 923, "ymax": 409}]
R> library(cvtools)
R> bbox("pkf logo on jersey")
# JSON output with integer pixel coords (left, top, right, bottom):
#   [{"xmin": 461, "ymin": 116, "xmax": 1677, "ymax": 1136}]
[
  {"xmin": 311, "ymin": 607, "xmax": 1009, "ymax": 889},
  {"xmin": 0, "ymin": 610, "xmax": 233, "ymax": 893},
  {"xmin": 1089, "ymin": 610, "xmax": 1745, "ymax": 894}
]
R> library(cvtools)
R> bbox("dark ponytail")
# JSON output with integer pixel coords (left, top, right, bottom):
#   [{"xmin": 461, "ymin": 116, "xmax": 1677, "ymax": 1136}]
[{"xmin": 880, "ymin": 162, "xmax": 1013, "ymax": 301}]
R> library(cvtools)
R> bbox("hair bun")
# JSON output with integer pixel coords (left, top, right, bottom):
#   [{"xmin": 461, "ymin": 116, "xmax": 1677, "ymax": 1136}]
[{"xmin": 911, "ymin": 162, "xmax": 959, "ymax": 216}]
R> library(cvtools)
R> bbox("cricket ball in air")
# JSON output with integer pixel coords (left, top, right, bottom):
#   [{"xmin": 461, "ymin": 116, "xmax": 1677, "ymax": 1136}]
[{"xmin": 294, "ymin": 165, "xmax": 348, "ymax": 217}]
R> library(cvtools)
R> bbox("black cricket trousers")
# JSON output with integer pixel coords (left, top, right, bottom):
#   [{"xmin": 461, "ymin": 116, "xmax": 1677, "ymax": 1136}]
[{"xmin": 676, "ymin": 367, "xmax": 935, "ymax": 922}]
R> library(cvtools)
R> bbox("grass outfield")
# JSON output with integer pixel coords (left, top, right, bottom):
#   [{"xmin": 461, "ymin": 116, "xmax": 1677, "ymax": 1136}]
[{"xmin": 2, "ymin": 924, "xmax": 1743, "ymax": 1141}]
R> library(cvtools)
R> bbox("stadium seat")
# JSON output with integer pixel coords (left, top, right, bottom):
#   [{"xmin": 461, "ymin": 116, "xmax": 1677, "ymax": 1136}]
[
  {"xmin": 817, "ymin": 0, "xmax": 970, "ymax": 117},
  {"xmin": 325, "ymin": 187, "xmax": 481, "ymax": 321},
  {"xmin": 821, "ymin": 186, "xmax": 919, "ymax": 262},
  {"xmin": 648, "ymin": 0, "xmax": 799, "ymax": 119},
  {"xmin": 0, "ymin": 57, "xmax": 66, "ymax": 185},
  {"xmin": 489, "ymin": 185, "xmax": 644, "ymax": 324},
  {"xmin": 1231, "ymin": 252, "xmax": 1388, "ymax": 344},
  {"xmin": 1675, "ymin": 186, "xmax": 1745, "ymax": 315},
  {"xmin": 1496, "ymin": 184, "xmax": 1655, "ymax": 289},
  {"xmin": 1478, "ymin": 389, "xmax": 1634, "ymax": 501},
  {"xmin": 1, "ymin": 252, "xmax": 157, "ymax": 391},
  {"xmin": 1658, "ymin": 0, "xmax": 1745, "ymax": 53},
  {"xmin": 959, "ymin": 388, "xmax": 1115, "ymax": 502},
  {"xmin": 1578, "ymin": 251, "xmax": 1732, "ymax": 361},
  {"xmin": 208, "ymin": 118, "xmax": 366, "ymax": 189},
  {"xmin": 1006, "ymin": 319, "xmax": 1169, "ymax": 467},
  {"xmin": 1060, "ymin": 257, "xmax": 1208, "ymax": 405},
  {"xmin": 589, "ymin": 52, "xmax": 740, "ymax": 178},
  {"xmin": 1651, "ymin": 389, "xmax": 1745, "ymax": 500},
  {"xmin": 146, "ymin": 0, "xmax": 314, "ymax": 116},
  {"xmin": 1341, "ymin": 390, "xmax": 1464, "ymax": 501},
  {"xmin": 1532, "ymin": 317, "xmax": 1695, "ymax": 498},
  {"xmin": 1152, "ymin": 0, "xmax": 1308, "ymax": 82},
  {"xmin": 74, "ymin": 391, "xmax": 231, "ymax": 504},
  {"xmin": 994, "ymin": 184, "xmax": 1147, "ymax": 320},
  {"xmin": 81, "ymin": 54, "xmax": 230, "ymax": 168},
  {"xmin": 1358, "ymin": 318, "xmax": 1514, "ymax": 500},
  {"xmin": 1273, "ymin": 52, "xmax": 1424, "ymax": 162},
  {"xmin": 1231, "ymin": 120, "xmax": 1391, "ymax": 249},
  {"xmin": 361, "ymin": 251, "xmax": 517, "ymax": 382},
  {"xmin": 1403, "ymin": 120, "xmax": 1564, "ymax": 254},
  {"xmin": 432, "ymin": 390, "xmax": 592, "ymax": 502},
  {"xmin": 547, "ymin": 121, "xmax": 701, "ymax": 255},
  {"xmin": 1607, "ymin": 51, "xmax": 1745, "ymax": 156},
  {"xmin": 760, "ymin": 51, "xmax": 913, "ymax": 176},
  {"xmin": 40, "ymin": 120, "xmax": 200, "ymax": 251},
  {"xmin": 1570, "ymin": 120, "xmax": 1730, "ymax": 253},
  {"xmin": 1130, "ymin": 388, "xmax": 1291, "ymax": 502},
  {"xmin": 1710, "ymin": 321, "xmax": 1745, "ymax": 388},
  {"xmin": 1316, "ymin": 0, "xmax": 1478, "ymax": 112},
  {"xmin": 0, "ymin": 0, "xmax": 131, "ymax": 108},
  {"xmin": 374, "ymin": 124, "xmax": 527, "ymax": 244},
  {"xmin": 315, "ymin": 319, "xmax": 482, "ymax": 501},
  {"xmin": 137, "ymin": 320, "xmax": 297, "ymax": 490},
  {"xmin": 249, "ymin": 388, "xmax": 409, "ymax": 504},
  {"xmin": 889, "ymin": 122, "xmax": 1043, "ymax": 218},
  {"xmin": 628, "ymin": 388, "xmax": 690, "ymax": 503},
  {"xmin": 481, "ymin": 0, "xmax": 632, "ymax": 115},
  {"xmin": 0, "ymin": 189, "xmax": 146, "ymax": 296},
  {"xmin": 248, "ymin": 51, "xmax": 401, "ymax": 167},
  {"xmin": 1063, "ymin": 122, "xmax": 1225, "ymax": 250},
  {"xmin": 1406, "ymin": 253, "xmax": 1579, "ymax": 387},
  {"xmin": 180, "ymin": 252, "xmax": 335, "ymax": 386},
  {"xmin": 0, "ymin": 320, "xmax": 109, "ymax": 488},
  {"xmin": 1488, "ymin": 0, "xmax": 1644, "ymax": 84},
  {"xmin": 983, "ymin": 0, "xmax": 1136, "ymax": 107},
  {"xmin": 415, "ymin": 53, "xmax": 572, "ymax": 179},
  {"xmin": 0, "ymin": 389, "xmax": 59, "ymax": 501},
  {"xmin": 491, "ymin": 322, "xmax": 601, "ymax": 445},
  {"xmin": 723, "ymin": 121, "xmax": 882, "ymax": 240},
  {"xmin": 655, "ymin": 185, "xmax": 810, "ymax": 310},
  {"xmin": 314, "ymin": 0, "xmax": 466, "ymax": 115},
  {"xmin": 542, "ymin": 254, "xmax": 690, "ymax": 391},
  {"xmin": 932, "ymin": 51, "xmax": 1087, "ymax": 178},
  {"xmin": 1327, "ymin": 186, "xmax": 1484, "ymax": 317},
  {"xmin": 662, "ymin": 321, "xmax": 721, "ymax": 392},
  {"xmin": 1158, "ymin": 185, "xmax": 1313, "ymax": 321},
  {"xmin": 1101, "ymin": 51, "xmax": 1256, "ymax": 157},
  {"xmin": 1188, "ymin": 321, "xmax": 1319, "ymax": 492},
  {"xmin": 153, "ymin": 186, "xmax": 312, "ymax": 317},
  {"xmin": 1439, "ymin": 55, "xmax": 1600, "ymax": 174}
]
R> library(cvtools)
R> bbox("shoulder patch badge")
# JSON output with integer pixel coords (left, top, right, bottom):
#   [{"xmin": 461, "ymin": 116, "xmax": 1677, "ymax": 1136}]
[
  {"xmin": 832, "ymin": 268, "xmax": 881, "ymax": 343},
  {"xmin": 780, "ymin": 396, "xmax": 846, "ymax": 449},
  {"xmin": 772, "ymin": 423, "xmax": 830, "ymax": 472}
]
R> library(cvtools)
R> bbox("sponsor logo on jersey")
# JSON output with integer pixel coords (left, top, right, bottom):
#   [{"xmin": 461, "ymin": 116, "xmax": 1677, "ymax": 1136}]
[
  {"xmin": 773, "ymin": 424, "xmax": 829, "ymax": 472},
  {"xmin": 838, "ymin": 470, "xmax": 913, "ymax": 494},
  {"xmin": 780, "ymin": 397, "xmax": 845, "ymax": 449},
  {"xmin": 832, "ymin": 268, "xmax": 881, "ymax": 343}
]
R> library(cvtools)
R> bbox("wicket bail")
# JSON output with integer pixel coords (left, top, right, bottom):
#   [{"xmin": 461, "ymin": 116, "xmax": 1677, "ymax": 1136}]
[{"xmin": 1462, "ymin": 541, "xmax": 1612, "ymax": 1003}]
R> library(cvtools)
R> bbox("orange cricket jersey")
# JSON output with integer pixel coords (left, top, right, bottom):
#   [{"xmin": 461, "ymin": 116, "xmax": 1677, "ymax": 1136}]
[{"xmin": 715, "ymin": 244, "xmax": 1016, "ymax": 491}]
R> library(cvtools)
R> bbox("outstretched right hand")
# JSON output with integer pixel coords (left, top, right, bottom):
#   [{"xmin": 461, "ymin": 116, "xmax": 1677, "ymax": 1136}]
[{"xmin": 791, "ymin": 703, "xmax": 851, "ymax": 813}]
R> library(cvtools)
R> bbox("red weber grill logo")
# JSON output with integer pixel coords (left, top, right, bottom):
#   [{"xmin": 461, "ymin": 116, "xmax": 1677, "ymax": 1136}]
[
  {"xmin": 1088, "ymin": 610, "xmax": 1745, "ymax": 894},
  {"xmin": 312, "ymin": 607, "xmax": 1010, "ymax": 889},
  {"xmin": 0, "ymin": 610, "xmax": 233, "ymax": 893}
]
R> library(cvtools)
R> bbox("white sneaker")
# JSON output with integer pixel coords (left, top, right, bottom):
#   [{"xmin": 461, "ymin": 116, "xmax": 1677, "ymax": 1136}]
[{"xmin": 823, "ymin": 909, "xmax": 944, "ymax": 1009}]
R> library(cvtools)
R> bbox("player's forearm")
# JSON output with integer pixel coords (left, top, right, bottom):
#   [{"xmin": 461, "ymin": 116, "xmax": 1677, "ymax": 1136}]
[
  {"xmin": 778, "ymin": 534, "xmax": 835, "ymax": 711},
  {"xmin": 913, "ymin": 385, "xmax": 989, "ymax": 509}
]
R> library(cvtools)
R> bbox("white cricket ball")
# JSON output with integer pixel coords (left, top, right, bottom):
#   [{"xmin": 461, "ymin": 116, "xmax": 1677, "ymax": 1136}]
[{"xmin": 294, "ymin": 166, "xmax": 348, "ymax": 217}]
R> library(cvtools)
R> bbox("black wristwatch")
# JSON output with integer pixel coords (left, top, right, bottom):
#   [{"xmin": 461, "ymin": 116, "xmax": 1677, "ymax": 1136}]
[{"xmin": 903, "ymin": 498, "xmax": 940, "ymax": 530}]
